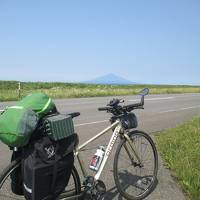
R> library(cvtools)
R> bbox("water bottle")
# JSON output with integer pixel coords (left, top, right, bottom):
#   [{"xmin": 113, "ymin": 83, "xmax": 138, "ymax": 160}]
[{"xmin": 89, "ymin": 146, "xmax": 105, "ymax": 171}]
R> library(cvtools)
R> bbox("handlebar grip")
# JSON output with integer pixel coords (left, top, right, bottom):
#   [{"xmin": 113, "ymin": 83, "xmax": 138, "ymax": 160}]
[
  {"xmin": 98, "ymin": 107, "xmax": 109, "ymax": 111},
  {"xmin": 68, "ymin": 112, "xmax": 80, "ymax": 118}
]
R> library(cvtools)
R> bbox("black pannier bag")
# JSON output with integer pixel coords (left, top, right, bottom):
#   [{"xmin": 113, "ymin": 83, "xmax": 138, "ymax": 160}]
[
  {"xmin": 23, "ymin": 134, "xmax": 78, "ymax": 200},
  {"xmin": 9, "ymin": 113, "xmax": 58, "ymax": 197}
]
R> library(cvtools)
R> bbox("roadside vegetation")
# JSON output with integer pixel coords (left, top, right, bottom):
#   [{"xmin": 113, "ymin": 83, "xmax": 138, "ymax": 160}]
[
  {"xmin": 155, "ymin": 117, "xmax": 200, "ymax": 200},
  {"xmin": 0, "ymin": 80, "xmax": 200, "ymax": 101}
]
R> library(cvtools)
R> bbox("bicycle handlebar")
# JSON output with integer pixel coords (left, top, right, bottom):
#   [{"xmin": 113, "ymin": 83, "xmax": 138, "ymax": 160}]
[
  {"xmin": 123, "ymin": 96, "xmax": 144, "ymax": 111},
  {"xmin": 98, "ymin": 90, "xmax": 147, "ymax": 114},
  {"xmin": 98, "ymin": 103, "xmax": 143, "ymax": 113}
]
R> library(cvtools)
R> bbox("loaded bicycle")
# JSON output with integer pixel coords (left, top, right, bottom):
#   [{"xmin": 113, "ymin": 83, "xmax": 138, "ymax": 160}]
[{"xmin": 0, "ymin": 88, "xmax": 158, "ymax": 200}]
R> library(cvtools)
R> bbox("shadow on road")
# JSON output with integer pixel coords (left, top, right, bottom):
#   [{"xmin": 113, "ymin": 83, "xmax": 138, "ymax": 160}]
[
  {"xmin": 105, "ymin": 170, "xmax": 158, "ymax": 199},
  {"xmin": 105, "ymin": 185, "xmax": 123, "ymax": 200}
]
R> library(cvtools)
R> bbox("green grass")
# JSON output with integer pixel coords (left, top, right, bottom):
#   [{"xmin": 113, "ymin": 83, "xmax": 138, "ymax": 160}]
[
  {"xmin": 155, "ymin": 117, "xmax": 200, "ymax": 200},
  {"xmin": 0, "ymin": 80, "xmax": 200, "ymax": 101}
]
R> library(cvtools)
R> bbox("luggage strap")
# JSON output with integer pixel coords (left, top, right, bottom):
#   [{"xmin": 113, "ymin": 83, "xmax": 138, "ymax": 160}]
[{"xmin": 37, "ymin": 98, "xmax": 52, "ymax": 114}]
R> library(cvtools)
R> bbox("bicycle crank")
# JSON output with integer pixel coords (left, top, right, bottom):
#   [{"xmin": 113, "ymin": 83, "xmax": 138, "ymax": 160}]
[{"xmin": 83, "ymin": 176, "xmax": 106, "ymax": 200}]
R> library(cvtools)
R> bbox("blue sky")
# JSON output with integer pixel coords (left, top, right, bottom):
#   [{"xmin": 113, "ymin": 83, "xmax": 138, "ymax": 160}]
[{"xmin": 0, "ymin": 0, "xmax": 199, "ymax": 85}]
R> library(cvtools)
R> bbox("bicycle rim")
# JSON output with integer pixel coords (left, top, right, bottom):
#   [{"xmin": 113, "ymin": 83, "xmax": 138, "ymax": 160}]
[
  {"xmin": 0, "ymin": 160, "xmax": 81, "ymax": 200},
  {"xmin": 114, "ymin": 131, "xmax": 158, "ymax": 200}
]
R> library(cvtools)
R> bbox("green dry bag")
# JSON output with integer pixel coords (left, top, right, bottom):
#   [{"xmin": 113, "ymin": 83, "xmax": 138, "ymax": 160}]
[
  {"xmin": 0, "ymin": 93, "xmax": 56, "ymax": 147},
  {"xmin": 16, "ymin": 93, "xmax": 56, "ymax": 117},
  {"xmin": 0, "ymin": 106, "xmax": 38, "ymax": 147}
]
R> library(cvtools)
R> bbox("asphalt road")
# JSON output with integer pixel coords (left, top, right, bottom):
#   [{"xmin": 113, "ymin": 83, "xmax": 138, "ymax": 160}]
[{"xmin": 1, "ymin": 93, "xmax": 200, "ymax": 199}]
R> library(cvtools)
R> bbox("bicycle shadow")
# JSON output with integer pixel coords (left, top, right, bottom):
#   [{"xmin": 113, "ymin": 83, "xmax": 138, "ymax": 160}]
[{"xmin": 105, "ymin": 170, "xmax": 158, "ymax": 200}]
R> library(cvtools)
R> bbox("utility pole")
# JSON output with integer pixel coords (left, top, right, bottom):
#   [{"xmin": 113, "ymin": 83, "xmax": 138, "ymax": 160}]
[{"xmin": 18, "ymin": 82, "xmax": 21, "ymax": 99}]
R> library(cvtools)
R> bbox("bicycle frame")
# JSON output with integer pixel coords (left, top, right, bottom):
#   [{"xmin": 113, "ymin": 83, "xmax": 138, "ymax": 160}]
[
  {"xmin": 75, "ymin": 120, "xmax": 120, "ymax": 180},
  {"xmin": 74, "ymin": 120, "xmax": 141, "ymax": 181}
]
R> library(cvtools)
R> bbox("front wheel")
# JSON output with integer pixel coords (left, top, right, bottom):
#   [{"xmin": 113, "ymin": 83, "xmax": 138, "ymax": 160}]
[{"xmin": 114, "ymin": 130, "xmax": 158, "ymax": 200}]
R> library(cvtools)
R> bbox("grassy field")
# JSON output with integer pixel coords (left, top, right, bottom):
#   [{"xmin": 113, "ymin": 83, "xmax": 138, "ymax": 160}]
[
  {"xmin": 0, "ymin": 80, "xmax": 200, "ymax": 101},
  {"xmin": 155, "ymin": 117, "xmax": 200, "ymax": 200}
]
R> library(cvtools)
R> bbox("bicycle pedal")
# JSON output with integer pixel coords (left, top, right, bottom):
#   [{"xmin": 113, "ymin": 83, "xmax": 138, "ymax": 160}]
[
  {"xmin": 83, "ymin": 178, "xmax": 106, "ymax": 200},
  {"xmin": 95, "ymin": 180, "xmax": 106, "ymax": 195}
]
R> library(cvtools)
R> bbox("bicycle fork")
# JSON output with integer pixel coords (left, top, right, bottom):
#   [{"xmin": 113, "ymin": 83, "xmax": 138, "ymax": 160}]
[{"xmin": 123, "ymin": 133, "xmax": 143, "ymax": 167}]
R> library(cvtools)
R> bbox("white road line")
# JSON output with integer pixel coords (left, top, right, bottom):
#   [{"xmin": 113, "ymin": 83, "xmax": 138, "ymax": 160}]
[
  {"xmin": 158, "ymin": 105, "xmax": 200, "ymax": 114},
  {"xmin": 128, "ymin": 97, "xmax": 174, "ymax": 102},
  {"xmin": 127, "ymin": 99, "xmax": 138, "ymax": 102},
  {"xmin": 75, "ymin": 120, "xmax": 108, "ymax": 127},
  {"xmin": 146, "ymin": 97, "xmax": 174, "ymax": 101}
]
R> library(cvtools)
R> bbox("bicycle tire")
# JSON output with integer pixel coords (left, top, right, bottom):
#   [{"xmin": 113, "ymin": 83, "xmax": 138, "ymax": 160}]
[
  {"xmin": 114, "ymin": 130, "xmax": 158, "ymax": 200},
  {"xmin": 0, "ymin": 159, "xmax": 82, "ymax": 200}
]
